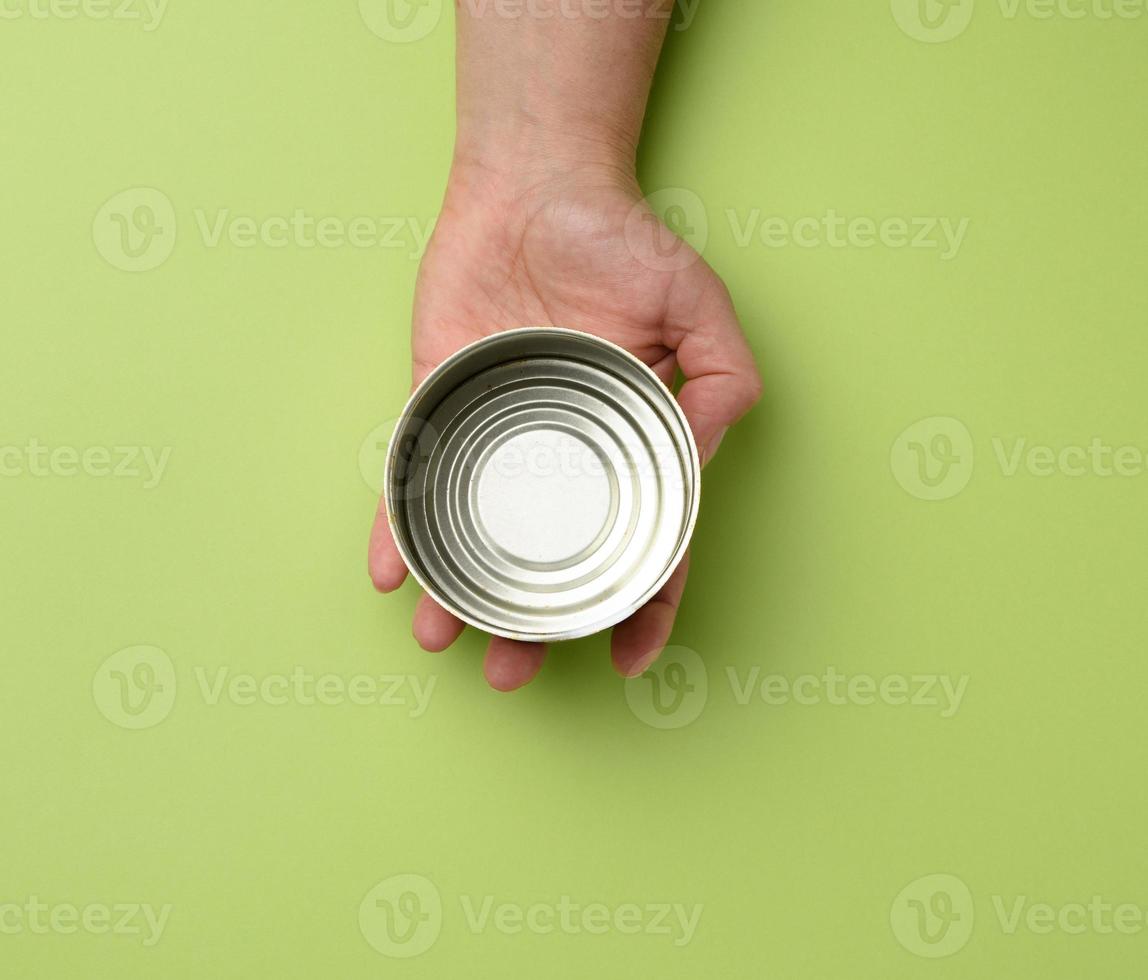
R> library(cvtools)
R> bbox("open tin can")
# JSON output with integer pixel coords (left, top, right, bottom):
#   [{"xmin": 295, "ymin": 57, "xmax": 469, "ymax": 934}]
[{"xmin": 384, "ymin": 327, "xmax": 700, "ymax": 642}]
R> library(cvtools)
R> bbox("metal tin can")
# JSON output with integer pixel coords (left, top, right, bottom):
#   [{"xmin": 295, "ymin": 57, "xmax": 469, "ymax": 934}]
[{"xmin": 384, "ymin": 327, "xmax": 700, "ymax": 642}]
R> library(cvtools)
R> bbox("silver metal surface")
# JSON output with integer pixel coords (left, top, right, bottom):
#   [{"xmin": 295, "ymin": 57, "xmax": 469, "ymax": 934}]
[{"xmin": 385, "ymin": 328, "xmax": 700, "ymax": 642}]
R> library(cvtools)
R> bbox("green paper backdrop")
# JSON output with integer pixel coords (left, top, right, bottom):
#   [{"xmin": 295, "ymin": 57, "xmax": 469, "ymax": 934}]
[{"xmin": 3, "ymin": 0, "xmax": 1147, "ymax": 976}]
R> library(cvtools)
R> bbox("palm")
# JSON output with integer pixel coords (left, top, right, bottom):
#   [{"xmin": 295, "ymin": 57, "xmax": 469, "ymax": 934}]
[
  {"xmin": 370, "ymin": 174, "xmax": 761, "ymax": 691},
  {"xmin": 410, "ymin": 180, "xmax": 686, "ymax": 388}
]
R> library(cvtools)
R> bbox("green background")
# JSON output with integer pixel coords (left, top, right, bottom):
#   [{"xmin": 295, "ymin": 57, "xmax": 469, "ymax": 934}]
[{"xmin": 3, "ymin": 0, "xmax": 1147, "ymax": 976}]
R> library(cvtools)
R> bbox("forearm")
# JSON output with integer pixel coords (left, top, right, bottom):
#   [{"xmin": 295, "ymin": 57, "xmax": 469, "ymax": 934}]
[{"xmin": 453, "ymin": 1, "xmax": 672, "ymax": 180}]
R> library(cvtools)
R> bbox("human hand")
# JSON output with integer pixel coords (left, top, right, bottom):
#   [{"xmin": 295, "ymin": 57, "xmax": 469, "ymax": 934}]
[{"xmin": 368, "ymin": 154, "xmax": 761, "ymax": 692}]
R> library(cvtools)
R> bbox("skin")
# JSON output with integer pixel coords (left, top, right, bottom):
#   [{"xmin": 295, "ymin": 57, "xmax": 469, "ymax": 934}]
[{"xmin": 369, "ymin": 1, "xmax": 762, "ymax": 691}]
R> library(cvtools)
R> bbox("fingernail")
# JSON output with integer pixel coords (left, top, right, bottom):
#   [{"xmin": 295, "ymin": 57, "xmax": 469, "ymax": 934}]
[
  {"xmin": 703, "ymin": 427, "xmax": 728, "ymax": 466},
  {"xmin": 627, "ymin": 648, "xmax": 662, "ymax": 678}
]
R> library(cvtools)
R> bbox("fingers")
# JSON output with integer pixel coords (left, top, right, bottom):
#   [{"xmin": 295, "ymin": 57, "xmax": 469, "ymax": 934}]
[
  {"xmin": 611, "ymin": 553, "xmax": 691, "ymax": 677},
  {"xmin": 648, "ymin": 349, "xmax": 678, "ymax": 388},
  {"xmin": 413, "ymin": 600, "xmax": 546, "ymax": 688},
  {"xmin": 664, "ymin": 267, "xmax": 763, "ymax": 465},
  {"xmin": 484, "ymin": 637, "xmax": 547, "ymax": 692},
  {"xmin": 412, "ymin": 592, "xmax": 466, "ymax": 652},
  {"xmin": 368, "ymin": 494, "xmax": 409, "ymax": 593}
]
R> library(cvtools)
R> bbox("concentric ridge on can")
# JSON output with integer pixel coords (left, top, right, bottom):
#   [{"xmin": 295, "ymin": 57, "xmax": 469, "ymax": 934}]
[{"xmin": 385, "ymin": 327, "xmax": 700, "ymax": 642}]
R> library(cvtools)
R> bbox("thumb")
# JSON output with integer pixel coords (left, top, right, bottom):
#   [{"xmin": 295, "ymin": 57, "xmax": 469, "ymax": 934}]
[{"xmin": 664, "ymin": 266, "xmax": 762, "ymax": 465}]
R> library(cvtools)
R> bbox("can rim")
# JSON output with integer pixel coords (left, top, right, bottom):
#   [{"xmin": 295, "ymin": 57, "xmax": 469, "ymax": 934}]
[{"xmin": 383, "ymin": 326, "xmax": 701, "ymax": 643}]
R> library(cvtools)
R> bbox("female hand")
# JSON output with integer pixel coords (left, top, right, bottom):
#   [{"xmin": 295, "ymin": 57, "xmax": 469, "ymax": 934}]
[
  {"xmin": 369, "ymin": 1, "xmax": 760, "ymax": 691},
  {"xmin": 369, "ymin": 154, "xmax": 761, "ymax": 691}
]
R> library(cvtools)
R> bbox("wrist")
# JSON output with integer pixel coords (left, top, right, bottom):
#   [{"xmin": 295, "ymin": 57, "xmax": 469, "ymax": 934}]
[
  {"xmin": 447, "ymin": 117, "xmax": 640, "ymax": 216},
  {"xmin": 454, "ymin": 110, "xmax": 638, "ymax": 179},
  {"xmin": 451, "ymin": 9, "xmax": 666, "ymax": 200}
]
